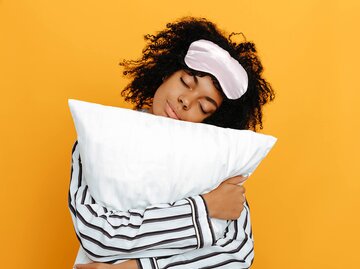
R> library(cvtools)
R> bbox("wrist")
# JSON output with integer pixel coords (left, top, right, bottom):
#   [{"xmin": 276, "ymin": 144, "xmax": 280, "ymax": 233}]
[
  {"xmin": 201, "ymin": 193, "xmax": 215, "ymax": 218},
  {"xmin": 128, "ymin": 260, "xmax": 139, "ymax": 269}
]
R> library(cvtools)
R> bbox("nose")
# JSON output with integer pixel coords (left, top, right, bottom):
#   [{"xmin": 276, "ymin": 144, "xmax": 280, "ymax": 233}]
[{"xmin": 178, "ymin": 94, "xmax": 192, "ymax": 110}]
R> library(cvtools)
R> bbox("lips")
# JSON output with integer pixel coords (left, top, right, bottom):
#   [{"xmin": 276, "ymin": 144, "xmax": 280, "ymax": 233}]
[{"xmin": 165, "ymin": 101, "xmax": 180, "ymax": 120}]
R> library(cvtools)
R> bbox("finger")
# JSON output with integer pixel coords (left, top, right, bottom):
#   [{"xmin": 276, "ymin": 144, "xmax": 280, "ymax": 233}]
[
  {"xmin": 237, "ymin": 187, "xmax": 246, "ymax": 201},
  {"xmin": 224, "ymin": 175, "xmax": 248, "ymax": 185},
  {"xmin": 240, "ymin": 186, "xmax": 246, "ymax": 193},
  {"xmin": 241, "ymin": 192, "xmax": 246, "ymax": 201}
]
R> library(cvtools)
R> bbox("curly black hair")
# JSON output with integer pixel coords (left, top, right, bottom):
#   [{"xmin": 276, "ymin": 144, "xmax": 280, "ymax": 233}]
[{"xmin": 119, "ymin": 16, "xmax": 275, "ymax": 131}]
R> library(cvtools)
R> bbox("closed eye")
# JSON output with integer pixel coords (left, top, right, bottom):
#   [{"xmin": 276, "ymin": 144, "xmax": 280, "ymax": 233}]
[
  {"xmin": 199, "ymin": 104, "xmax": 208, "ymax": 114},
  {"xmin": 180, "ymin": 77, "xmax": 190, "ymax": 88}
]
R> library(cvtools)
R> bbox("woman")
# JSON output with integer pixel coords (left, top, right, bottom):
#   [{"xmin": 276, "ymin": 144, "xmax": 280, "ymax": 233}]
[{"xmin": 70, "ymin": 16, "xmax": 275, "ymax": 269}]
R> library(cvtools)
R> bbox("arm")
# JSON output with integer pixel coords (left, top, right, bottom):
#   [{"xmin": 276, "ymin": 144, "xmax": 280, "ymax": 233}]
[
  {"xmin": 75, "ymin": 201, "xmax": 253, "ymax": 268},
  {"xmin": 69, "ymin": 141, "xmax": 216, "ymax": 262},
  {"xmin": 137, "ymin": 200, "xmax": 254, "ymax": 269}
]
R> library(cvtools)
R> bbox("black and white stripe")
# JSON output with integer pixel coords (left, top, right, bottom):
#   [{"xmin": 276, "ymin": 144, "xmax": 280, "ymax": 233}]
[
  {"xmin": 144, "ymin": 203, "xmax": 254, "ymax": 269},
  {"xmin": 69, "ymin": 141, "xmax": 215, "ymax": 261},
  {"xmin": 68, "ymin": 140, "xmax": 254, "ymax": 268}
]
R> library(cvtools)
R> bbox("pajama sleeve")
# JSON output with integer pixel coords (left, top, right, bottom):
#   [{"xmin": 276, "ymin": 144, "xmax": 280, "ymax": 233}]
[
  {"xmin": 137, "ymin": 201, "xmax": 254, "ymax": 269},
  {"xmin": 68, "ymin": 140, "xmax": 216, "ymax": 262}
]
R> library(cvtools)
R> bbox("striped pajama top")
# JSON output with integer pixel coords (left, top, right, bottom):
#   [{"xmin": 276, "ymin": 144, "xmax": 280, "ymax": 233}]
[{"xmin": 69, "ymin": 140, "xmax": 254, "ymax": 269}]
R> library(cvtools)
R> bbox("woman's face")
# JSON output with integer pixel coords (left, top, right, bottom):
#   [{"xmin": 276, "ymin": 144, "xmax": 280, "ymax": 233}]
[{"xmin": 149, "ymin": 70, "xmax": 224, "ymax": 123}]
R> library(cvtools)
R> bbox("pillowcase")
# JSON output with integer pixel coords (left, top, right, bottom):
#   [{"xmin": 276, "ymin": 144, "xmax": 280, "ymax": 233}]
[{"xmin": 68, "ymin": 99, "xmax": 277, "ymax": 212}]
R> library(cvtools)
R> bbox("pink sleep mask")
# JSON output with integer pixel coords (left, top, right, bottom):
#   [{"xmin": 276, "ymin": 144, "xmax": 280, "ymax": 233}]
[{"xmin": 184, "ymin": 39, "xmax": 248, "ymax": 100}]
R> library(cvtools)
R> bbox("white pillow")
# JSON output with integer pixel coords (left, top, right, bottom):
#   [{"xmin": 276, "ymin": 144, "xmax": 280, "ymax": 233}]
[{"xmin": 68, "ymin": 99, "xmax": 277, "ymax": 212}]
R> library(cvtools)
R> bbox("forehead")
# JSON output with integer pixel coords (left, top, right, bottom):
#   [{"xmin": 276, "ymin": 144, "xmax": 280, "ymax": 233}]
[
  {"xmin": 183, "ymin": 69, "xmax": 223, "ymax": 93},
  {"xmin": 182, "ymin": 69, "xmax": 222, "ymax": 91}
]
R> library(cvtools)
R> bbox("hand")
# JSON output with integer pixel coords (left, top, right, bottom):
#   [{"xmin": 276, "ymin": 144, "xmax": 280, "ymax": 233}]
[
  {"xmin": 74, "ymin": 260, "xmax": 139, "ymax": 269},
  {"xmin": 202, "ymin": 175, "xmax": 247, "ymax": 220},
  {"xmin": 74, "ymin": 263, "xmax": 111, "ymax": 269}
]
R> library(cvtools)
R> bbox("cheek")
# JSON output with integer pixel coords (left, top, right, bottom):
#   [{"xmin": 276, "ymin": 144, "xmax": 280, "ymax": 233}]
[
  {"xmin": 152, "ymin": 98, "xmax": 164, "ymax": 115},
  {"xmin": 154, "ymin": 83, "xmax": 168, "ymax": 100},
  {"xmin": 182, "ymin": 111, "xmax": 205, "ymax": 123},
  {"xmin": 152, "ymin": 86, "xmax": 171, "ymax": 115}
]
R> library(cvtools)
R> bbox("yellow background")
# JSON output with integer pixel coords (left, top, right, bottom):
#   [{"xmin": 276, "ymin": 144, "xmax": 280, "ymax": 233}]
[{"xmin": 1, "ymin": 0, "xmax": 359, "ymax": 268}]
